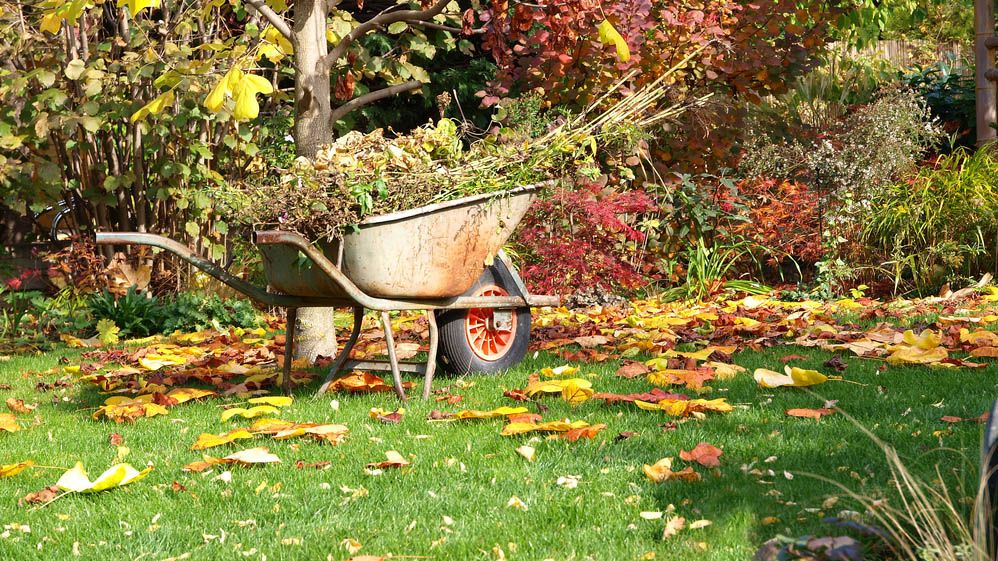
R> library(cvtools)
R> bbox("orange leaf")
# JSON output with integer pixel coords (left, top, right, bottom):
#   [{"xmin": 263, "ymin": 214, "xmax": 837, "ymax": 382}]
[
  {"xmin": 643, "ymin": 457, "xmax": 701, "ymax": 483},
  {"xmin": 563, "ymin": 423, "xmax": 607, "ymax": 442},
  {"xmin": 679, "ymin": 442, "xmax": 723, "ymax": 467},
  {"xmin": 786, "ymin": 408, "xmax": 835, "ymax": 420}
]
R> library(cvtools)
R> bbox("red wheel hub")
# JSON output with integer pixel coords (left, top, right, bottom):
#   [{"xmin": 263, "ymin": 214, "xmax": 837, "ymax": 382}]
[{"xmin": 465, "ymin": 284, "xmax": 516, "ymax": 361}]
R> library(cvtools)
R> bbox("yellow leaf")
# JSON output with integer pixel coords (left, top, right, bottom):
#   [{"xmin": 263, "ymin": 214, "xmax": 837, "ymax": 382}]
[
  {"xmin": 57, "ymin": 462, "xmax": 152, "ymax": 493},
  {"xmin": 221, "ymin": 405, "xmax": 279, "ymax": 421},
  {"xmin": 561, "ymin": 378, "xmax": 594, "ymax": 406},
  {"xmin": 248, "ymin": 396, "xmax": 292, "ymax": 407},
  {"xmin": 452, "ymin": 406, "xmax": 528, "ymax": 420},
  {"xmin": 786, "ymin": 366, "xmax": 828, "ymax": 387},
  {"xmin": 117, "ymin": 0, "xmax": 161, "ymax": 17},
  {"xmin": 887, "ymin": 345, "xmax": 948, "ymax": 365},
  {"xmin": 708, "ymin": 362, "xmax": 745, "ymax": 380},
  {"xmin": 643, "ymin": 457, "xmax": 700, "ymax": 483},
  {"xmin": 902, "ymin": 329, "xmax": 941, "ymax": 350},
  {"xmin": 232, "ymin": 84, "xmax": 260, "ymax": 121},
  {"xmin": 501, "ymin": 419, "xmax": 589, "ymax": 436},
  {"xmin": 0, "ymin": 413, "xmax": 21, "ymax": 432},
  {"xmin": 539, "ymin": 365, "xmax": 579, "ymax": 378},
  {"xmin": 634, "ymin": 398, "xmax": 732, "ymax": 417},
  {"xmin": 130, "ymin": 89, "xmax": 175, "ymax": 123},
  {"xmin": 204, "ymin": 73, "xmax": 231, "ymax": 113},
  {"xmin": 40, "ymin": 13, "xmax": 62, "ymax": 34},
  {"xmin": 166, "ymin": 387, "xmax": 216, "ymax": 404},
  {"xmin": 525, "ymin": 377, "xmax": 591, "ymax": 397},
  {"xmin": 0, "ymin": 460, "xmax": 34, "ymax": 478},
  {"xmin": 242, "ymin": 73, "xmax": 275, "ymax": 95},
  {"xmin": 191, "ymin": 429, "xmax": 255, "ymax": 450},
  {"xmin": 596, "ymin": 19, "xmax": 631, "ymax": 62}
]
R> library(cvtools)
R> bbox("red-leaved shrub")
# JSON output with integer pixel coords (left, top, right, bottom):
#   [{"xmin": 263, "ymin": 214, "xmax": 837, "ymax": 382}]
[
  {"xmin": 733, "ymin": 178, "xmax": 824, "ymax": 266},
  {"xmin": 516, "ymin": 183, "xmax": 656, "ymax": 295}
]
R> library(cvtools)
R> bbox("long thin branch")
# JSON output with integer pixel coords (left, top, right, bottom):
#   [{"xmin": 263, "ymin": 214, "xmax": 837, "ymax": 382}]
[
  {"xmin": 325, "ymin": 0, "xmax": 451, "ymax": 70},
  {"xmin": 245, "ymin": 0, "xmax": 292, "ymax": 40},
  {"xmin": 414, "ymin": 21, "xmax": 486, "ymax": 34},
  {"xmin": 328, "ymin": 79, "xmax": 422, "ymax": 125}
]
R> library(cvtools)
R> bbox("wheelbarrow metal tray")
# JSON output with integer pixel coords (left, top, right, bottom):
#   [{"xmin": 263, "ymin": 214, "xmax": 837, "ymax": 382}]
[{"xmin": 258, "ymin": 184, "xmax": 540, "ymax": 299}]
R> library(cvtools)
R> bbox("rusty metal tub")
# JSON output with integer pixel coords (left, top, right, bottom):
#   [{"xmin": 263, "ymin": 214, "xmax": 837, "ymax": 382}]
[{"xmin": 255, "ymin": 184, "xmax": 541, "ymax": 299}]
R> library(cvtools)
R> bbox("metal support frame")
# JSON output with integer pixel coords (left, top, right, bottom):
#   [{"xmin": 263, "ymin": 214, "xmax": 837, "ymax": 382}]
[{"xmin": 95, "ymin": 231, "xmax": 560, "ymax": 401}]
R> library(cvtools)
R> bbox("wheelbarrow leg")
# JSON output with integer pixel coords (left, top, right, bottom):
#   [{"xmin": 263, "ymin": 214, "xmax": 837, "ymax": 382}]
[
  {"xmin": 381, "ymin": 311, "xmax": 408, "ymax": 401},
  {"xmin": 422, "ymin": 311, "xmax": 438, "ymax": 400},
  {"xmin": 317, "ymin": 306, "xmax": 364, "ymax": 395},
  {"xmin": 282, "ymin": 307, "xmax": 297, "ymax": 396}
]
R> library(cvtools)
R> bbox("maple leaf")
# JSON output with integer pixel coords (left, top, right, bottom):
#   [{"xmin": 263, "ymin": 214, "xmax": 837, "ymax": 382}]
[
  {"xmin": 679, "ymin": 443, "xmax": 723, "ymax": 468},
  {"xmin": 643, "ymin": 457, "xmax": 701, "ymax": 483}
]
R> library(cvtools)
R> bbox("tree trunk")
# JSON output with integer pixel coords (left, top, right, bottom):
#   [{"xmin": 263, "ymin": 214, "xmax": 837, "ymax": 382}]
[
  {"xmin": 291, "ymin": 0, "xmax": 338, "ymax": 360},
  {"xmin": 292, "ymin": 0, "xmax": 332, "ymax": 159}
]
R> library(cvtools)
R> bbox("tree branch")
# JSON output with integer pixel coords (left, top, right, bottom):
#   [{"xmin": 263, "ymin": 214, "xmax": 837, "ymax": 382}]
[
  {"xmin": 328, "ymin": 79, "xmax": 423, "ymax": 125},
  {"xmin": 413, "ymin": 20, "xmax": 486, "ymax": 34},
  {"xmin": 325, "ymin": 0, "xmax": 451, "ymax": 70},
  {"xmin": 245, "ymin": 0, "xmax": 292, "ymax": 40}
]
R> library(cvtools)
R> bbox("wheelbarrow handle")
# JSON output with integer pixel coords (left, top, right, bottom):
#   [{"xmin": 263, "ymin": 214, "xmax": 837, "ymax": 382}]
[{"xmin": 94, "ymin": 232, "xmax": 337, "ymax": 308}]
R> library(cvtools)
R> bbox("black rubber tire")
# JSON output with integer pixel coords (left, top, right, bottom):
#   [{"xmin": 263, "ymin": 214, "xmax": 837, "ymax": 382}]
[{"xmin": 435, "ymin": 261, "xmax": 531, "ymax": 375}]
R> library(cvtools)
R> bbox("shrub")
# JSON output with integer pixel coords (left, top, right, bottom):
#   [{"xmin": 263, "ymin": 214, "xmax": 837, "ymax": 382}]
[
  {"xmin": 863, "ymin": 148, "xmax": 998, "ymax": 294},
  {"xmin": 160, "ymin": 293, "xmax": 263, "ymax": 333},
  {"xmin": 516, "ymin": 182, "xmax": 656, "ymax": 296},
  {"xmin": 88, "ymin": 288, "xmax": 167, "ymax": 338},
  {"xmin": 903, "ymin": 60, "xmax": 976, "ymax": 149},
  {"xmin": 733, "ymin": 178, "xmax": 824, "ymax": 267}
]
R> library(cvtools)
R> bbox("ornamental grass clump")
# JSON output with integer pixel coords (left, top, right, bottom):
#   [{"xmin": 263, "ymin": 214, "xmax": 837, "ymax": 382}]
[{"xmin": 249, "ymin": 61, "xmax": 707, "ymax": 242}]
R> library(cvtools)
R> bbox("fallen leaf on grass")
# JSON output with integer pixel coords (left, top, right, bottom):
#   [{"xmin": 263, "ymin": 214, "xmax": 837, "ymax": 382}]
[
  {"xmin": 786, "ymin": 408, "xmax": 836, "ymax": 420},
  {"xmin": 662, "ymin": 516, "xmax": 686, "ymax": 539},
  {"xmin": 0, "ymin": 412, "xmax": 21, "ymax": 432},
  {"xmin": 689, "ymin": 519, "xmax": 712, "ymax": 530},
  {"xmin": 191, "ymin": 429, "xmax": 255, "ymax": 450},
  {"xmin": 679, "ymin": 443, "xmax": 723, "ymax": 468},
  {"xmin": 564, "ymin": 423, "xmax": 607, "ymax": 442},
  {"xmin": 295, "ymin": 460, "xmax": 332, "ymax": 469},
  {"xmin": 56, "ymin": 461, "xmax": 153, "ymax": 493},
  {"xmin": 501, "ymin": 419, "xmax": 591, "ymax": 436},
  {"xmin": 249, "ymin": 419, "xmax": 349, "ymax": 444},
  {"xmin": 109, "ymin": 433, "xmax": 124, "ymax": 446},
  {"xmin": 366, "ymin": 450, "xmax": 410, "ymax": 470},
  {"xmin": 779, "ymin": 354, "xmax": 807, "ymax": 363},
  {"xmin": 506, "ymin": 496, "xmax": 528, "ymax": 510},
  {"xmin": 0, "ymin": 460, "xmax": 34, "ymax": 478},
  {"xmin": 20, "ymin": 485, "xmax": 60, "ymax": 506},
  {"xmin": 753, "ymin": 366, "xmax": 828, "ymax": 388},
  {"xmin": 183, "ymin": 446, "xmax": 281, "ymax": 472},
  {"xmin": 369, "ymin": 408, "xmax": 404, "ymax": 424},
  {"xmin": 643, "ymin": 457, "xmax": 701, "ymax": 483},
  {"xmin": 708, "ymin": 362, "xmax": 745, "ymax": 380},
  {"xmin": 594, "ymin": 388, "xmax": 688, "ymax": 404},
  {"xmin": 447, "ymin": 406, "xmax": 529, "ymax": 421},
  {"xmin": 648, "ymin": 369, "xmax": 714, "ymax": 391},
  {"xmin": 166, "ymin": 388, "xmax": 217, "ymax": 404},
  {"xmin": 886, "ymin": 345, "xmax": 948, "ymax": 365},
  {"xmin": 634, "ymin": 398, "xmax": 732, "ymax": 417},
  {"xmin": 941, "ymin": 413, "xmax": 989, "ymax": 424},
  {"xmin": 6, "ymin": 398, "xmax": 36, "ymax": 414},
  {"xmin": 328, "ymin": 372, "xmax": 413, "ymax": 393},
  {"xmin": 92, "ymin": 397, "xmax": 169, "ymax": 422},
  {"xmin": 823, "ymin": 356, "xmax": 848, "ymax": 372},
  {"xmin": 220, "ymin": 405, "xmax": 280, "ymax": 422},
  {"xmin": 616, "ymin": 361, "xmax": 650, "ymax": 379},
  {"xmin": 247, "ymin": 396, "xmax": 293, "ymax": 407},
  {"xmin": 560, "ymin": 378, "xmax": 594, "ymax": 406},
  {"xmin": 516, "ymin": 445, "xmax": 536, "ymax": 462}
]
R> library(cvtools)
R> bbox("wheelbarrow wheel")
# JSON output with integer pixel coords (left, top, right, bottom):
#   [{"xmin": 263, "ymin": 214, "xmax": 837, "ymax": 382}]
[{"xmin": 435, "ymin": 262, "xmax": 531, "ymax": 375}]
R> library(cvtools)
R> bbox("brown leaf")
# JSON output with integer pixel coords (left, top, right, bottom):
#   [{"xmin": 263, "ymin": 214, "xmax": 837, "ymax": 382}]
[
  {"xmin": 503, "ymin": 388, "xmax": 530, "ymax": 401},
  {"xmin": 294, "ymin": 460, "xmax": 332, "ymax": 469},
  {"xmin": 616, "ymin": 431, "xmax": 639, "ymax": 441},
  {"xmin": 574, "ymin": 335, "xmax": 610, "ymax": 348},
  {"xmin": 328, "ymin": 372, "xmax": 413, "ymax": 393},
  {"xmin": 662, "ymin": 516, "xmax": 686, "ymax": 539},
  {"xmin": 779, "ymin": 354, "xmax": 807, "ymax": 363},
  {"xmin": 507, "ymin": 412, "xmax": 543, "ymax": 424},
  {"xmin": 20, "ymin": 485, "xmax": 60, "ymax": 506},
  {"xmin": 366, "ymin": 450, "xmax": 410, "ymax": 470},
  {"xmin": 594, "ymin": 388, "xmax": 688, "ymax": 404},
  {"xmin": 615, "ymin": 361, "xmax": 650, "ymax": 379},
  {"xmin": 643, "ymin": 457, "xmax": 701, "ymax": 483},
  {"xmin": 941, "ymin": 412, "xmax": 989, "ymax": 424},
  {"xmin": 5, "ymin": 398, "xmax": 35, "ymax": 414},
  {"xmin": 170, "ymin": 481, "xmax": 187, "ymax": 493},
  {"xmin": 679, "ymin": 442, "xmax": 723, "ymax": 468},
  {"xmin": 109, "ymin": 433, "xmax": 124, "ymax": 446},
  {"xmin": 786, "ymin": 408, "xmax": 835, "ymax": 420}
]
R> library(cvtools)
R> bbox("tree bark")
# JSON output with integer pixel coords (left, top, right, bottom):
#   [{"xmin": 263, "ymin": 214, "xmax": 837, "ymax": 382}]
[
  {"xmin": 292, "ymin": 0, "xmax": 332, "ymax": 159},
  {"xmin": 291, "ymin": 0, "xmax": 338, "ymax": 360}
]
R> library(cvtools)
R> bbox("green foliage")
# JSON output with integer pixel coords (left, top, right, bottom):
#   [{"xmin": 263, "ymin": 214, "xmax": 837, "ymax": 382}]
[
  {"xmin": 902, "ymin": 60, "xmax": 976, "ymax": 149},
  {"xmin": 863, "ymin": 148, "xmax": 998, "ymax": 294},
  {"xmin": 87, "ymin": 288, "xmax": 166, "ymax": 338},
  {"xmin": 160, "ymin": 293, "xmax": 263, "ymax": 333}
]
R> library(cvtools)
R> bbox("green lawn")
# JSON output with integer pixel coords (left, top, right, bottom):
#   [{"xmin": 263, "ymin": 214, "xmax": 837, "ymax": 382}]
[{"xmin": 0, "ymin": 339, "xmax": 995, "ymax": 560}]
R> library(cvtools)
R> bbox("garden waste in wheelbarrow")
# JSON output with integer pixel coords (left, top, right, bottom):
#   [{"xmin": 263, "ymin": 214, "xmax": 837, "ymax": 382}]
[{"xmin": 95, "ymin": 184, "xmax": 559, "ymax": 400}]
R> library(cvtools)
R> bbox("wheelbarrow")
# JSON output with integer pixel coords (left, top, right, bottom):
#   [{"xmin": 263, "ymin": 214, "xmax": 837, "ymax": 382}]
[{"xmin": 95, "ymin": 184, "xmax": 559, "ymax": 400}]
